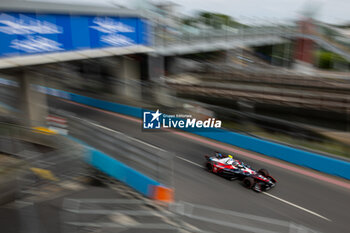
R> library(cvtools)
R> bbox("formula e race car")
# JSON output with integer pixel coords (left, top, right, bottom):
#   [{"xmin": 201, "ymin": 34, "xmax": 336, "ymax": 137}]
[{"xmin": 204, "ymin": 153, "xmax": 276, "ymax": 192}]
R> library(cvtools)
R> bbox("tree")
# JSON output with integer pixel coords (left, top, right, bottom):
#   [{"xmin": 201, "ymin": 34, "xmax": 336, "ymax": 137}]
[{"xmin": 182, "ymin": 11, "xmax": 246, "ymax": 29}]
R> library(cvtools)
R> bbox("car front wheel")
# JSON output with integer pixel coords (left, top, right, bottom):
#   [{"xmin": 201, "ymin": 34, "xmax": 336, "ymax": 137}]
[{"xmin": 243, "ymin": 177, "xmax": 255, "ymax": 189}]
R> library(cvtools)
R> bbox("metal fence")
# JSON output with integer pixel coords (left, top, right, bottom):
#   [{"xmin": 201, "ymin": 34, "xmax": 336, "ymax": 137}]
[
  {"xmin": 153, "ymin": 26, "xmax": 296, "ymax": 49},
  {"xmin": 0, "ymin": 122, "xmax": 58, "ymax": 149},
  {"xmin": 60, "ymin": 198, "xmax": 321, "ymax": 233},
  {"xmin": 152, "ymin": 24, "xmax": 350, "ymax": 61},
  {"xmin": 170, "ymin": 201, "xmax": 321, "ymax": 233},
  {"xmin": 61, "ymin": 198, "xmax": 184, "ymax": 233},
  {"xmin": 0, "ymin": 122, "xmax": 87, "ymax": 190},
  {"xmin": 66, "ymin": 114, "xmax": 174, "ymax": 188}
]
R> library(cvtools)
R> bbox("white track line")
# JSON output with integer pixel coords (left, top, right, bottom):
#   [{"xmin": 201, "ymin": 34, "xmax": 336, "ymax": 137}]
[
  {"xmin": 176, "ymin": 156, "xmax": 203, "ymax": 168},
  {"xmin": 176, "ymin": 156, "xmax": 331, "ymax": 222},
  {"xmin": 263, "ymin": 193, "xmax": 331, "ymax": 221}
]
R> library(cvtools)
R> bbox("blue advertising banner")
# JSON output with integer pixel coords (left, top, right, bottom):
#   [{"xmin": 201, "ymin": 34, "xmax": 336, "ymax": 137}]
[{"xmin": 0, "ymin": 12, "xmax": 149, "ymax": 57}]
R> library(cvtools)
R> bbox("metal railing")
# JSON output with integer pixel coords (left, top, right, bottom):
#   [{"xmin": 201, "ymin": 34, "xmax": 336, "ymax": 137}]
[
  {"xmin": 65, "ymin": 114, "xmax": 174, "ymax": 187},
  {"xmin": 170, "ymin": 201, "xmax": 321, "ymax": 233},
  {"xmin": 0, "ymin": 122, "xmax": 87, "ymax": 189},
  {"xmin": 61, "ymin": 198, "xmax": 321, "ymax": 233},
  {"xmin": 61, "ymin": 198, "xmax": 206, "ymax": 233},
  {"xmin": 153, "ymin": 26, "xmax": 296, "ymax": 48},
  {"xmin": 0, "ymin": 122, "xmax": 59, "ymax": 149},
  {"xmin": 152, "ymin": 24, "xmax": 350, "ymax": 61}
]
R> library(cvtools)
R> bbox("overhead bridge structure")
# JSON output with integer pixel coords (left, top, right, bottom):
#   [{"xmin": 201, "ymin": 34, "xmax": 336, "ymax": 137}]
[{"xmin": 0, "ymin": 0, "xmax": 350, "ymax": 126}]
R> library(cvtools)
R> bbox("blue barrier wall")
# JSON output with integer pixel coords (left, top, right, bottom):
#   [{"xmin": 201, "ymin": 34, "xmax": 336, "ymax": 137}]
[
  {"xmin": 48, "ymin": 87, "xmax": 350, "ymax": 180},
  {"xmin": 67, "ymin": 136, "xmax": 172, "ymax": 201},
  {"xmin": 69, "ymin": 93, "xmax": 142, "ymax": 118},
  {"xmin": 86, "ymin": 147, "xmax": 160, "ymax": 196},
  {"xmin": 73, "ymin": 144, "xmax": 159, "ymax": 198},
  {"xmin": 189, "ymin": 129, "xmax": 350, "ymax": 179},
  {"xmin": 67, "ymin": 136, "xmax": 162, "ymax": 197}
]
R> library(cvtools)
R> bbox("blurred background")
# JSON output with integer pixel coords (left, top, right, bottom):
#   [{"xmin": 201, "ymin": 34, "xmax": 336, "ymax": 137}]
[{"xmin": 0, "ymin": 0, "xmax": 350, "ymax": 232}]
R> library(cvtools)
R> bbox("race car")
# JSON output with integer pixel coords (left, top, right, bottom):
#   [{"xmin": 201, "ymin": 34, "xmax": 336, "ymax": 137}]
[{"xmin": 204, "ymin": 152, "xmax": 276, "ymax": 192}]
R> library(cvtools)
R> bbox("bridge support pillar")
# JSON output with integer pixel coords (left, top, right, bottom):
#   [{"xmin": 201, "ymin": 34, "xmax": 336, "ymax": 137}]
[
  {"xmin": 147, "ymin": 54, "xmax": 165, "ymax": 81},
  {"xmin": 115, "ymin": 56, "xmax": 141, "ymax": 100},
  {"xmin": 17, "ymin": 70, "xmax": 48, "ymax": 127},
  {"xmin": 147, "ymin": 54, "xmax": 176, "ymax": 107}
]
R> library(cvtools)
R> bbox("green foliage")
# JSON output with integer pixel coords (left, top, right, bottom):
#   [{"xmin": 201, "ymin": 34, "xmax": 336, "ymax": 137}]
[
  {"xmin": 182, "ymin": 11, "xmax": 246, "ymax": 29},
  {"xmin": 182, "ymin": 18, "xmax": 197, "ymax": 26},
  {"xmin": 315, "ymin": 50, "xmax": 349, "ymax": 69},
  {"xmin": 317, "ymin": 51, "xmax": 332, "ymax": 69},
  {"xmin": 336, "ymin": 23, "xmax": 350, "ymax": 29}
]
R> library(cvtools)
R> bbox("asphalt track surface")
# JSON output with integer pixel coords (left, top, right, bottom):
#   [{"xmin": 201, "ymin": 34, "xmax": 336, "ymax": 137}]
[{"xmin": 48, "ymin": 97, "xmax": 350, "ymax": 233}]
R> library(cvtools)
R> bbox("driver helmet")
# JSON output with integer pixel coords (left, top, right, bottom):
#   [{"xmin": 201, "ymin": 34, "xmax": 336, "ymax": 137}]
[
  {"xmin": 215, "ymin": 152, "xmax": 223, "ymax": 158},
  {"xmin": 235, "ymin": 161, "xmax": 244, "ymax": 169},
  {"xmin": 232, "ymin": 160, "xmax": 240, "ymax": 167}
]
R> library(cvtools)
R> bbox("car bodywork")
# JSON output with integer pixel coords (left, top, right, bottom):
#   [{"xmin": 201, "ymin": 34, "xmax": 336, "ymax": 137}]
[{"xmin": 205, "ymin": 155, "xmax": 277, "ymax": 192}]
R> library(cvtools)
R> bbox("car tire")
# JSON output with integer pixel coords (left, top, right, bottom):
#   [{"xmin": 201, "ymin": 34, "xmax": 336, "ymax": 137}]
[
  {"xmin": 206, "ymin": 163, "xmax": 213, "ymax": 172},
  {"xmin": 258, "ymin": 169, "xmax": 269, "ymax": 177},
  {"xmin": 243, "ymin": 177, "xmax": 255, "ymax": 189}
]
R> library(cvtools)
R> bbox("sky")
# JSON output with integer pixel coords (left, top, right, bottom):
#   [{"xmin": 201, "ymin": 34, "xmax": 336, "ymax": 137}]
[{"xmin": 30, "ymin": 0, "xmax": 350, "ymax": 25}]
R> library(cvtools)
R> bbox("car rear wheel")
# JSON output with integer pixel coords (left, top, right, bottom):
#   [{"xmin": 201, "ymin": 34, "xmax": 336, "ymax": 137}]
[
  {"xmin": 243, "ymin": 177, "xmax": 255, "ymax": 189},
  {"xmin": 258, "ymin": 169, "xmax": 269, "ymax": 177}
]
